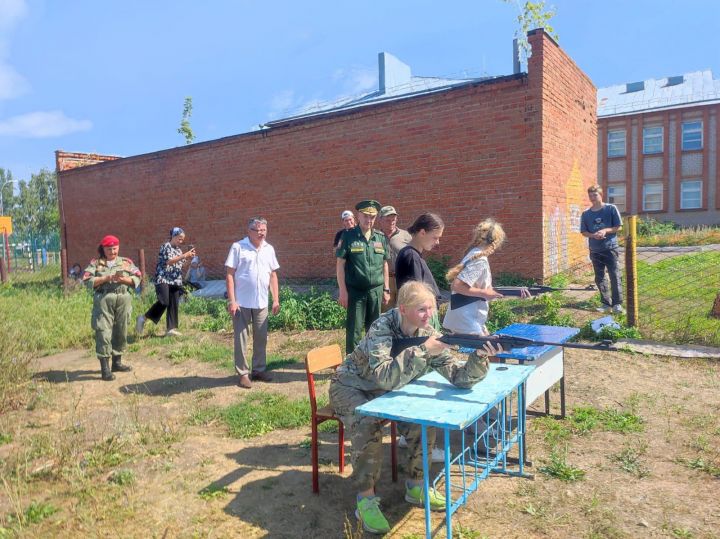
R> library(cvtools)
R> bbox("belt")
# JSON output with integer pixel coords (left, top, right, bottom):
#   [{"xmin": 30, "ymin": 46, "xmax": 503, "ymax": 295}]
[{"xmin": 96, "ymin": 285, "xmax": 129, "ymax": 295}]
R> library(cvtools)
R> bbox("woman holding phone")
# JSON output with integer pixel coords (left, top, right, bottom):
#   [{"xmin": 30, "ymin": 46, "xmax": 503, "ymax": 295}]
[
  {"xmin": 82, "ymin": 235, "xmax": 142, "ymax": 381},
  {"xmin": 136, "ymin": 227, "xmax": 195, "ymax": 337}
]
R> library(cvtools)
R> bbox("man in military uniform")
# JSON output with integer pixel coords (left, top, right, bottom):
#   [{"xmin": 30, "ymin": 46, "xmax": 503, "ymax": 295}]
[
  {"xmin": 83, "ymin": 235, "xmax": 142, "ymax": 381},
  {"xmin": 378, "ymin": 205, "xmax": 412, "ymax": 311},
  {"xmin": 336, "ymin": 200, "xmax": 391, "ymax": 353}
]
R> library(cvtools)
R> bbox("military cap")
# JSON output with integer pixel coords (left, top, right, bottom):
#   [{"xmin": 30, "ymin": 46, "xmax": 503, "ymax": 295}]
[
  {"xmin": 355, "ymin": 200, "xmax": 381, "ymax": 215},
  {"xmin": 379, "ymin": 205, "xmax": 398, "ymax": 217},
  {"xmin": 100, "ymin": 235, "xmax": 120, "ymax": 247}
]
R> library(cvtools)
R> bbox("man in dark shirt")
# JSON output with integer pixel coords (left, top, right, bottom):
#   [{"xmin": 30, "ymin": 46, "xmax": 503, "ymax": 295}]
[{"xmin": 580, "ymin": 184, "xmax": 624, "ymax": 313}]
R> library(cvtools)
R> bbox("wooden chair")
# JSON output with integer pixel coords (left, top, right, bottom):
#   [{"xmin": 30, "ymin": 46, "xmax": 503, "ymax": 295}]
[{"xmin": 305, "ymin": 344, "xmax": 398, "ymax": 494}]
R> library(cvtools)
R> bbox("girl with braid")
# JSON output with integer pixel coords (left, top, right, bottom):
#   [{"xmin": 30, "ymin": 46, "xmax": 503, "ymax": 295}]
[{"xmin": 443, "ymin": 219, "xmax": 512, "ymax": 335}]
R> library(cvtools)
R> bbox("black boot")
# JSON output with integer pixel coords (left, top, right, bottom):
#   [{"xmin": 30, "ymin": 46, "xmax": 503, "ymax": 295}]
[
  {"xmin": 111, "ymin": 355, "xmax": 132, "ymax": 372},
  {"xmin": 99, "ymin": 357, "xmax": 115, "ymax": 381}
]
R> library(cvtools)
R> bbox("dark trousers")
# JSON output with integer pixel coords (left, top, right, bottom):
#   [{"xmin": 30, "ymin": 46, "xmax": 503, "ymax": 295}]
[
  {"xmin": 346, "ymin": 285, "xmax": 382, "ymax": 354},
  {"xmin": 589, "ymin": 249, "xmax": 623, "ymax": 307},
  {"xmin": 145, "ymin": 283, "xmax": 182, "ymax": 330}
]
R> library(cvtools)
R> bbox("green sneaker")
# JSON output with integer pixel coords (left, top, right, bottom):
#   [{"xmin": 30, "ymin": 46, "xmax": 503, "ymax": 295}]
[
  {"xmin": 355, "ymin": 496, "xmax": 390, "ymax": 534},
  {"xmin": 405, "ymin": 483, "xmax": 447, "ymax": 511}
]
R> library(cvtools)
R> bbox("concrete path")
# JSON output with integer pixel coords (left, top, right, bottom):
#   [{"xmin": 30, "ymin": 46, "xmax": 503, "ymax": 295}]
[{"xmin": 617, "ymin": 338, "xmax": 720, "ymax": 358}]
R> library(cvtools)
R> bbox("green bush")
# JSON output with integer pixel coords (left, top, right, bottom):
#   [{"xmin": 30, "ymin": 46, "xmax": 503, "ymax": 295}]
[
  {"xmin": 426, "ymin": 255, "xmax": 451, "ymax": 290},
  {"xmin": 268, "ymin": 287, "xmax": 345, "ymax": 331},
  {"xmin": 486, "ymin": 300, "xmax": 519, "ymax": 333},
  {"xmin": 494, "ymin": 272, "xmax": 536, "ymax": 286},
  {"xmin": 637, "ymin": 216, "xmax": 678, "ymax": 236},
  {"xmin": 528, "ymin": 294, "xmax": 574, "ymax": 327}
]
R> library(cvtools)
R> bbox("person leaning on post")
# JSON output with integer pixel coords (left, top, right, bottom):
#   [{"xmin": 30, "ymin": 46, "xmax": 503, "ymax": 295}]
[
  {"xmin": 329, "ymin": 281, "xmax": 502, "ymax": 534},
  {"xmin": 336, "ymin": 199, "xmax": 391, "ymax": 354},
  {"xmin": 82, "ymin": 235, "xmax": 141, "ymax": 381}
]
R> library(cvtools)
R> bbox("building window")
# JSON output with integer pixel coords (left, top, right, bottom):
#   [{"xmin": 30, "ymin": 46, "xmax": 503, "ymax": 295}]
[
  {"xmin": 682, "ymin": 121, "xmax": 703, "ymax": 151},
  {"xmin": 643, "ymin": 126, "xmax": 663, "ymax": 154},
  {"xmin": 680, "ymin": 180, "xmax": 702, "ymax": 209},
  {"xmin": 607, "ymin": 130, "xmax": 626, "ymax": 157},
  {"xmin": 607, "ymin": 184, "xmax": 626, "ymax": 213},
  {"xmin": 643, "ymin": 182, "xmax": 663, "ymax": 211}
]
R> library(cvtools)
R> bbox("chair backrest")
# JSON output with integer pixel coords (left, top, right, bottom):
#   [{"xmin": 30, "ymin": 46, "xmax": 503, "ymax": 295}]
[{"xmin": 305, "ymin": 344, "xmax": 343, "ymax": 414}]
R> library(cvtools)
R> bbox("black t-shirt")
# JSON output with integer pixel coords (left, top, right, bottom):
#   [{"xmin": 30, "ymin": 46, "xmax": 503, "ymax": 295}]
[
  {"xmin": 333, "ymin": 229, "xmax": 344, "ymax": 248},
  {"xmin": 395, "ymin": 245, "xmax": 440, "ymax": 298}
]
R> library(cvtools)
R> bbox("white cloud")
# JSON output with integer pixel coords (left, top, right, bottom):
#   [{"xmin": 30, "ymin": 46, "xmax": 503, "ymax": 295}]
[
  {"xmin": 0, "ymin": 0, "xmax": 28, "ymax": 31},
  {"xmin": 0, "ymin": 62, "xmax": 28, "ymax": 99},
  {"xmin": 0, "ymin": 110, "xmax": 92, "ymax": 138},
  {"xmin": 334, "ymin": 66, "xmax": 377, "ymax": 95},
  {"xmin": 0, "ymin": 0, "xmax": 29, "ymax": 100}
]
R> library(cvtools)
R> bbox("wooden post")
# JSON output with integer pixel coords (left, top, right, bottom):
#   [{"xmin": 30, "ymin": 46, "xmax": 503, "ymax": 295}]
[
  {"xmin": 138, "ymin": 248, "xmax": 147, "ymax": 293},
  {"xmin": 625, "ymin": 215, "xmax": 639, "ymax": 327},
  {"xmin": 61, "ymin": 248, "xmax": 69, "ymax": 292},
  {"xmin": 0, "ymin": 257, "xmax": 6, "ymax": 283},
  {"xmin": 712, "ymin": 292, "xmax": 720, "ymax": 319}
]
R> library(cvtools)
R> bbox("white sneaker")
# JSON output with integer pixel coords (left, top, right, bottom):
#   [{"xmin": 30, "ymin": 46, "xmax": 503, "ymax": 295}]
[
  {"xmin": 398, "ymin": 435, "xmax": 408, "ymax": 448},
  {"xmin": 165, "ymin": 329, "xmax": 182, "ymax": 337},
  {"xmin": 612, "ymin": 305, "xmax": 625, "ymax": 314},
  {"xmin": 431, "ymin": 447, "xmax": 445, "ymax": 463},
  {"xmin": 135, "ymin": 315, "xmax": 146, "ymax": 335},
  {"xmin": 595, "ymin": 306, "xmax": 610, "ymax": 313}
]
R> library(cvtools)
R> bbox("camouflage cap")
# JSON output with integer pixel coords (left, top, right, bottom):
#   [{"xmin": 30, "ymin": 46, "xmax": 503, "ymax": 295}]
[{"xmin": 379, "ymin": 205, "xmax": 398, "ymax": 217}]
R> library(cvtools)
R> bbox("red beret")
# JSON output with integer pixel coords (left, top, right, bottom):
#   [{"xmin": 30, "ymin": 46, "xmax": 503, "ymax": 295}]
[{"xmin": 100, "ymin": 235, "xmax": 120, "ymax": 247}]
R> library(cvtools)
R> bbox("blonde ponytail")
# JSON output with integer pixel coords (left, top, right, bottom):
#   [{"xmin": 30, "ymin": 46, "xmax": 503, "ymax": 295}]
[{"xmin": 446, "ymin": 219, "xmax": 506, "ymax": 282}]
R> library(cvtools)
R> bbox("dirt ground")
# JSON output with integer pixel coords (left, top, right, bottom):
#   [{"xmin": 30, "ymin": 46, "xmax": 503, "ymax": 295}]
[{"xmin": 1, "ymin": 331, "xmax": 719, "ymax": 539}]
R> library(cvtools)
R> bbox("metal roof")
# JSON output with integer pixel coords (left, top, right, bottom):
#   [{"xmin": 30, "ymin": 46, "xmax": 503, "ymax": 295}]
[
  {"xmin": 598, "ymin": 70, "xmax": 720, "ymax": 118},
  {"xmin": 264, "ymin": 52, "xmax": 499, "ymax": 127}
]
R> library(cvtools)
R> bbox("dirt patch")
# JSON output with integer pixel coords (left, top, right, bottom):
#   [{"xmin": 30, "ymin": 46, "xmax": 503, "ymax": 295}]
[{"xmin": 0, "ymin": 336, "xmax": 718, "ymax": 538}]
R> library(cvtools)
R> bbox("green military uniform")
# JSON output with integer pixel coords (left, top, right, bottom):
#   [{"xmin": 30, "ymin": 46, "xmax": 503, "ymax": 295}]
[
  {"xmin": 83, "ymin": 257, "xmax": 141, "ymax": 361},
  {"xmin": 329, "ymin": 309, "xmax": 490, "ymax": 491},
  {"xmin": 337, "ymin": 222, "xmax": 390, "ymax": 354}
]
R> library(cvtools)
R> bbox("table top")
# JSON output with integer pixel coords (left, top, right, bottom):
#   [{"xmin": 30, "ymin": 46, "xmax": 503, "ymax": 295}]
[
  {"xmin": 355, "ymin": 364, "xmax": 535, "ymax": 430},
  {"xmin": 495, "ymin": 323, "xmax": 580, "ymax": 361}
]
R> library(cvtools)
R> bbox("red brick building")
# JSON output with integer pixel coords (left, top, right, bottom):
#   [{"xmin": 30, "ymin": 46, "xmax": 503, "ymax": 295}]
[
  {"xmin": 597, "ymin": 70, "xmax": 720, "ymax": 226},
  {"xmin": 57, "ymin": 30, "xmax": 596, "ymax": 281}
]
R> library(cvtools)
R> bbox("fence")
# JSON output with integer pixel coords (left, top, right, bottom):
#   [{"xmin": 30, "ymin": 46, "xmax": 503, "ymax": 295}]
[{"xmin": 623, "ymin": 215, "xmax": 720, "ymax": 347}]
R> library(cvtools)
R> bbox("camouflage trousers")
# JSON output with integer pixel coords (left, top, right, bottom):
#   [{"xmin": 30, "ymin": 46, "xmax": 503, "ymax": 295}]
[
  {"xmin": 91, "ymin": 290, "xmax": 132, "ymax": 359},
  {"xmin": 329, "ymin": 380, "xmax": 437, "ymax": 491}
]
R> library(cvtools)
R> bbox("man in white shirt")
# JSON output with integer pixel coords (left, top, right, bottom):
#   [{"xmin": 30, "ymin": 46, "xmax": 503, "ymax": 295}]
[{"xmin": 225, "ymin": 217, "xmax": 280, "ymax": 389}]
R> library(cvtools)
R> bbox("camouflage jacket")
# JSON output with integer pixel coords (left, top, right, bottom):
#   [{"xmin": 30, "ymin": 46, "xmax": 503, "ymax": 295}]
[
  {"xmin": 83, "ymin": 256, "xmax": 142, "ymax": 292},
  {"xmin": 334, "ymin": 309, "xmax": 489, "ymax": 393}
]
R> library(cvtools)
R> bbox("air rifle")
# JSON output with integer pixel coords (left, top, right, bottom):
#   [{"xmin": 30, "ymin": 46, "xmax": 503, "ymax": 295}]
[
  {"xmin": 450, "ymin": 284, "xmax": 596, "ymax": 310},
  {"xmin": 390, "ymin": 332, "xmax": 618, "ymax": 358}
]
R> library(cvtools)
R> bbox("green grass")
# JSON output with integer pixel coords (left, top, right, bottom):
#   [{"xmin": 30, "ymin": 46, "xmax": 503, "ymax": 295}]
[
  {"xmin": 570, "ymin": 406, "xmax": 644, "ymax": 435},
  {"xmin": 108, "ymin": 469, "xmax": 136, "ymax": 486},
  {"xmin": 538, "ymin": 449, "xmax": 586, "ymax": 482},
  {"xmin": 198, "ymin": 485, "xmax": 229, "ymax": 501},
  {"xmin": 636, "ymin": 252, "xmax": 720, "ymax": 346},
  {"xmin": 611, "ymin": 442, "xmax": 650, "ymax": 478}
]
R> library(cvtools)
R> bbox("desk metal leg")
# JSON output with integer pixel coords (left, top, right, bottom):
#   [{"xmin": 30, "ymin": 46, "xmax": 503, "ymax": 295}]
[
  {"xmin": 444, "ymin": 428, "xmax": 452, "ymax": 539},
  {"xmin": 560, "ymin": 376, "xmax": 566, "ymax": 419},
  {"xmin": 421, "ymin": 426, "xmax": 431, "ymax": 539}
]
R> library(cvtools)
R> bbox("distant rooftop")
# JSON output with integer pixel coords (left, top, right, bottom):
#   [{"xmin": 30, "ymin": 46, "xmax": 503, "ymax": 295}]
[
  {"xmin": 264, "ymin": 52, "xmax": 501, "ymax": 126},
  {"xmin": 598, "ymin": 70, "xmax": 720, "ymax": 118}
]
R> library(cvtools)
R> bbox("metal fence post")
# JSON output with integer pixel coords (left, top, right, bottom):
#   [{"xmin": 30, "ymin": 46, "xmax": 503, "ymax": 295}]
[{"xmin": 625, "ymin": 215, "xmax": 639, "ymax": 327}]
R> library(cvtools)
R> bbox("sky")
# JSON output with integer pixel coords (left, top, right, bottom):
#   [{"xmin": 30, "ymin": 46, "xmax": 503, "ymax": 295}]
[{"xmin": 1, "ymin": 0, "xmax": 719, "ymax": 183}]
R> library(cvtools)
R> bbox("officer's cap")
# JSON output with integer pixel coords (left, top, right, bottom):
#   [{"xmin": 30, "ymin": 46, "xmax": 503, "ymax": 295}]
[
  {"xmin": 379, "ymin": 205, "xmax": 398, "ymax": 217},
  {"xmin": 355, "ymin": 200, "xmax": 381, "ymax": 216},
  {"xmin": 100, "ymin": 235, "xmax": 120, "ymax": 247}
]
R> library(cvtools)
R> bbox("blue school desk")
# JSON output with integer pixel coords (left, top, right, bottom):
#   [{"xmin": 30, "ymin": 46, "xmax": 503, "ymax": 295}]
[
  {"xmin": 495, "ymin": 323, "xmax": 580, "ymax": 418},
  {"xmin": 355, "ymin": 363, "xmax": 535, "ymax": 539}
]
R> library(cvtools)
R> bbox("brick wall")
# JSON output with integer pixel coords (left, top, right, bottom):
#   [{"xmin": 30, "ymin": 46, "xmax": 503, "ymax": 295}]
[{"xmin": 57, "ymin": 30, "xmax": 595, "ymax": 282}]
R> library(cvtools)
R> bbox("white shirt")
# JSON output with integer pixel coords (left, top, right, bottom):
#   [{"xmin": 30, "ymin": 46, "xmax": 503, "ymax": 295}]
[
  {"xmin": 225, "ymin": 237, "xmax": 280, "ymax": 309},
  {"xmin": 442, "ymin": 249, "xmax": 492, "ymax": 335}
]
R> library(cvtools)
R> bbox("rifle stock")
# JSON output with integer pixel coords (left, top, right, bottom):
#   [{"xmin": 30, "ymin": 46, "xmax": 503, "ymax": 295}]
[{"xmin": 390, "ymin": 332, "xmax": 619, "ymax": 357}]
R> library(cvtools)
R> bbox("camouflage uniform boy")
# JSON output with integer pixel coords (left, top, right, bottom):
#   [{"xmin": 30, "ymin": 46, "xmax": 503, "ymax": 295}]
[
  {"xmin": 83, "ymin": 235, "xmax": 142, "ymax": 381},
  {"xmin": 329, "ymin": 281, "xmax": 495, "ymax": 534}
]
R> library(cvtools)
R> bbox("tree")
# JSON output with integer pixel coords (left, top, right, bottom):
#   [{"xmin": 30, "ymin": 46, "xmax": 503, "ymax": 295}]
[
  {"xmin": 504, "ymin": 1, "xmax": 559, "ymax": 67},
  {"xmin": 177, "ymin": 96, "xmax": 196, "ymax": 144},
  {"xmin": 8, "ymin": 169, "xmax": 59, "ymax": 242}
]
